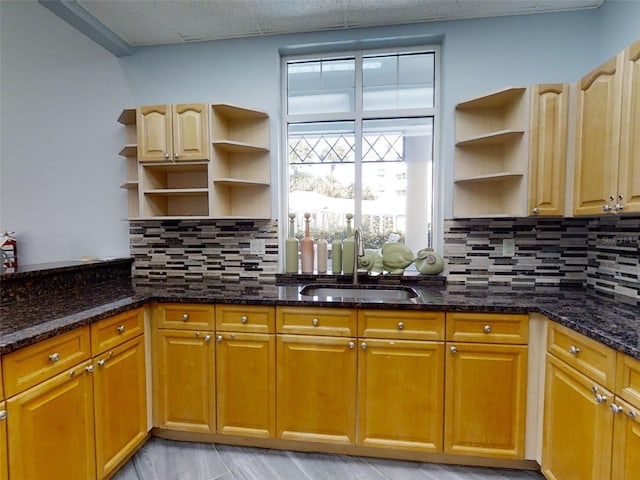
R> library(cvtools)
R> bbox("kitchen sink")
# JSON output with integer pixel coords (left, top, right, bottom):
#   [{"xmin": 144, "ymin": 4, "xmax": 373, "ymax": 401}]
[{"xmin": 299, "ymin": 284, "xmax": 419, "ymax": 300}]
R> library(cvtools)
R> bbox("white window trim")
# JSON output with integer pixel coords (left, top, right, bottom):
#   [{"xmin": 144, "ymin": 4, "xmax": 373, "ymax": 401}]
[{"xmin": 279, "ymin": 45, "xmax": 442, "ymax": 267}]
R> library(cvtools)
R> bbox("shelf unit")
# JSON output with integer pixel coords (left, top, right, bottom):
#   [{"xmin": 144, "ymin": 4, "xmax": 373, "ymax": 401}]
[
  {"xmin": 118, "ymin": 102, "xmax": 272, "ymax": 220},
  {"xmin": 211, "ymin": 103, "xmax": 271, "ymax": 218},
  {"xmin": 453, "ymin": 85, "xmax": 568, "ymax": 218},
  {"xmin": 118, "ymin": 108, "xmax": 140, "ymax": 218}
]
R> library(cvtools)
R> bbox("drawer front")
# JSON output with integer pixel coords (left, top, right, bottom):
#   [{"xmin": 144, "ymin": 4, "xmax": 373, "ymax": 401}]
[
  {"xmin": 276, "ymin": 307, "xmax": 357, "ymax": 337},
  {"xmin": 216, "ymin": 305, "xmax": 275, "ymax": 333},
  {"xmin": 446, "ymin": 313, "xmax": 529, "ymax": 345},
  {"xmin": 358, "ymin": 310, "xmax": 445, "ymax": 341},
  {"xmin": 3, "ymin": 326, "xmax": 91, "ymax": 397},
  {"xmin": 154, "ymin": 303, "xmax": 215, "ymax": 330},
  {"xmin": 91, "ymin": 307, "xmax": 145, "ymax": 355},
  {"xmin": 616, "ymin": 353, "xmax": 640, "ymax": 407},
  {"xmin": 547, "ymin": 322, "xmax": 617, "ymax": 390}
]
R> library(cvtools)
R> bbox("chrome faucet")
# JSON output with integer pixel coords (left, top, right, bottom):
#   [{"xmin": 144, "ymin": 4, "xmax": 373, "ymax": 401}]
[{"xmin": 353, "ymin": 227, "xmax": 365, "ymax": 285}]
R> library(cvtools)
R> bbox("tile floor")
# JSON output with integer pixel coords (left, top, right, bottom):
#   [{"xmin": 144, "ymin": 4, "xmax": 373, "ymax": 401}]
[{"xmin": 112, "ymin": 437, "xmax": 545, "ymax": 480}]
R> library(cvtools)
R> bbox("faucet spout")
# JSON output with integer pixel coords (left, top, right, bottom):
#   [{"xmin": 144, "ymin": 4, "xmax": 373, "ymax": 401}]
[{"xmin": 353, "ymin": 227, "xmax": 365, "ymax": 285}]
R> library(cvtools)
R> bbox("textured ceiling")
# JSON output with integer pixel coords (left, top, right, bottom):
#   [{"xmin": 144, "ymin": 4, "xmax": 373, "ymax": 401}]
[{"xmin": 76, "ymin": 0, "xmax": 604, "ymax": 47}]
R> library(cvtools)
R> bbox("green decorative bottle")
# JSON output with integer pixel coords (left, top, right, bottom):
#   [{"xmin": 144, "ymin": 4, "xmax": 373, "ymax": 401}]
[
  {"xmin": 342, "ymin": 213, "xmax": 355, "ymax": 275},
  {"xmin": 285, "ymin": 213, "xmax": 299, "ymax": 273},
  {"xmin": 331, "ymin": 236, "xmax": 342, "ymax": 274}
]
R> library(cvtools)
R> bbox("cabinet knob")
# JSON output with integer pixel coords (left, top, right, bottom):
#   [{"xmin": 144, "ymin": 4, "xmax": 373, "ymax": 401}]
[
  {"xmin": 204, "ymin": 334, "xmax": 211, "ymax": 342},
  {"xmin": 602, "ymin": 204, "xmax": 612, "ymax": 212},
  {"xmin": 173, "ymin": 153, "xmax": 179, "ymax": 160},
  {"xmin": 348, "ymin": 341, "xmax": 355, "ymax": 350},
  {"xmin": 97, "ymin": 359, "xmax": 106, "ymax": 367},
  {"xmin": 241, "ymin": 315, "xmax": 248, "ymax": 324},
  {"xmin": 69, "ymin": 370, "xmax": 76, "ymax": 378},
  {"xmin": 592, "ymin": 386, "xmax": 607, "ymax": 404},
  {"xmin": 360, "ymin": 342, "xmax": 368, "ymax": 350},
  {"xmin": 397, "ymin": 321, "xmax": 405, "ymax": 330},
  {"xmin": 629, "ymin": 410, "xmax": 637, "ymax": 421},
  {"xmin": 0, "ymin": 411, "xmax": 7, "ymax": 421},
  {"xmin": 117, "ymin": 325, "xmax": 126, "ymax": 334},
  {"xmin": 483, "ymin": 325, "xmax": 492, "ymax": 333},
  {"xmin": 610, "ymin": 404, "xmax": 624, "ymax": 414},
  {"xmin": 532, "ymin": 207, "xmax": 540, "ymax": 215},
  {"xmin": 163, "ymin": 153, "xmax": 170, "ymax": 160},
  {"xmin": 85, "ymin": 365, "xmax": 94, "ymax": 373},
  {"xmin": 614, "ymin": 203, "xmax": 624, "ymax": 212},
  {"xmin": 568, "ymin": 345, "xmax": 581, "ymax": 355},
  {"xmin": 216, "ymin": 335, "xmax": 223, "ymax": 342},
  {"xmin": 49, "ymin": 352, "xmax": 61, "ymax": 362},
  {"xmin": 182, "ymin": 313, "xmax": 189, "ymax": 322},
  {"xmin": 450, "ymin": 346, "xmax": 458, "ymax": 354},
  {"xmin": 312, "ymin": 318, "xmax": 319, "ymax": 326}
]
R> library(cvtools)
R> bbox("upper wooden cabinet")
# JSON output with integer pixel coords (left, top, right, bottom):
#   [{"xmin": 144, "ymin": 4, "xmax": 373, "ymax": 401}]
[
  {"xmin": 453, "ymin": 84, "xmax": 568, "ymax": 218},
  {"xmin": 574, "ymin": 40, "xmax": 640, "ymax": 215},
  {"xmin": 137, "ymin": 103, "xmax": 209, "ymax": 163}
]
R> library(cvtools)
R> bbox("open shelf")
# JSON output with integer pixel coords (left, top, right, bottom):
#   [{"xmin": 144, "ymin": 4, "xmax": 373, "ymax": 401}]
[
  {"xmin": 453, "ymin": 176, "xmax": 526, "ymax": 218},
  {"xmin": 211, "ymin": 140, "xmax": 269, "ymax": 154},
  {"xmin": 211, "ymin": 183, "xmax": 271, "ymax": 219},
  {"xmin": 456, "ymin": 87, "xmax": 527, "ymax": 110},
  {"xmin": 454, "ymin": 172, "xmax": 524, "ymax": 184},
  {"xmin": 211, "ymin": 103, "xmax": 269, "ymax": 148},
  {"xmin": 456, "ymin": 130, "xmax": 525, "ymax": 147}
]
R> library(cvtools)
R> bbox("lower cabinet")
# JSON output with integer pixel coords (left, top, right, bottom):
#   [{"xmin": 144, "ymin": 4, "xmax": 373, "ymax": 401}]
[
  {"xmin": 357, "ymin": 338, "xmax": 444, "ymax": 452},
  {"xmin": 93, "ymin": 335, "xmax": 147, "ymax": 479},
  {"xmin": 153, "ymin": 329, "xmax": 215, "ymax": 433},
  {"xmin": 276, "ymin": 334, "xmax": 357, "ymax": 444},
  {"xmin": 0, "ymin": 402, "xmax": 7, "ymax": 480},
  {"xmin": 542, "ymin": 353, "xmax": 614, "ymax": 480},
  {"xmin": 7, "ymin": 360, "xmax": 97, "ymax": 480},
  {"xmin": 215, "ymin": 332, "xmax": 275, "ymax": 438},
  {"xmin": 611, "ymin": 396, "xmax": 640, "ymax": 479},
  {"xmin": 444, "ymin": 342, "xmax": 528, "ymax": 458}
]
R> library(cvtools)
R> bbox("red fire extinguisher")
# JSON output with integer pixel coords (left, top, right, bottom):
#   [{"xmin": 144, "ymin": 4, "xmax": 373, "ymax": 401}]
[{"xmin": 1, "ymin": 231, "xmax": 18, "ymax": 273}]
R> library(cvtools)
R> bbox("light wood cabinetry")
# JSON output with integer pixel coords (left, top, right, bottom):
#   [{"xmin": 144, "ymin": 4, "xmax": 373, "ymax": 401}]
[
  {"xmin": 542, "ymin": 322, "xmax": 640, "ymax": 480},
  {"xmin": 215, "ymin": 305, "xmax": 275, "ymax": 438},
  {"xmin": 91, "ymin": 309, "xmax": 147, "ymax": 479},
  {"xmin": 118, "ymin": 102, "xmax": 271, "ymax": 219},
  {"xmin": 7, "ymin": 360, "xmax": 97, "ymax": 480},
  {"xmin": 453, "ymin": 85, "xmax": 568, "ymax": 218},
  {"xmin": 357, "ymin": 310, "xmax": 445, "ymax": 452},
  {"xmin": 444, "ymin": 313, "xmax": 528, "ymax": 459},
  {"xmin": 152, "ymin": 303, "xmax": 215, "ymax": 433},
  {"xmin": 211, "ymin": 104, "xmax": 271, "ymax": 219},
  {"xmin": 276, "ymin": 307, "xmax": 357, "ymax": 445},
  {"xmin": 0, "ymin": 399, "xmax": 6, "ymax": 480},
  {"xmin": 573, "ymin": 40, "xmax": 640, "ymax": 215}
]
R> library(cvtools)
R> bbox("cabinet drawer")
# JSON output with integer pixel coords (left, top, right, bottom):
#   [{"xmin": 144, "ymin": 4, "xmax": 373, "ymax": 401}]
[
  {"xmin": 616, "ymin": 353, "xmax": 640, "ymax": 407},
  {"xmin": 446, "ymin": 313, "xmax": 528, "ymax": 345},
  {"xmin": 276, "ymin": 307, "xmax": 357, "ymax": 337},
  {"xmin": 358, "ymin": 310, "xmax": 444, "ymax": 341},
  {"xmin": 3, "ymin": 327, "xmax": 91, "ymax": 397},
  {"xmin": 216, "ymin": 305, "xmax": 275, "ymax": 333},
  {"xmin": 547, "ymin": 322, "xmax": 617, "ymax": 390},
  {"xmin": 154, "ymin": 303, "xmax": 215, "ymax": 330},
  {"xmin": 91, "ymin": 307, "xmax": 145, "ymax": 355}
]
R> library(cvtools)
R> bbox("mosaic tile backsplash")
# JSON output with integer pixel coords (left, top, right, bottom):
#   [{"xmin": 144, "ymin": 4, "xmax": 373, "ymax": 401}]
[
  {"xmin": 444, "ymin": 215, "xmax": 639, "ymax": 300},
  {"xmin": 129, "ymin": 215, "xmax": 638, "ymax": 301},
  {"xmin": 130, "ymin": 219, "xmax": 279, "ymax": 286}
]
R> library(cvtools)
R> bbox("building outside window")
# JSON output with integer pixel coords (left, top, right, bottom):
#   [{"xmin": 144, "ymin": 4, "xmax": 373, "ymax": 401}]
[{"xmin": 282, "ymin": 47, "xmax": 439, "ymax": 266}]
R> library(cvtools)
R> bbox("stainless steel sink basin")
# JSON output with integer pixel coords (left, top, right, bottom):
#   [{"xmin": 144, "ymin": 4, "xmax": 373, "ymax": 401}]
[{"xmin": 299, "ymin": 284, "xmax": 419, "ymax": 300}]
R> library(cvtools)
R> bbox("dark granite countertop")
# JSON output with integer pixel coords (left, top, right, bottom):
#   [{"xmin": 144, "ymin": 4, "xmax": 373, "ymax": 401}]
[{"xmin": 1, "ymin": 278, "xmax": 638, "ymax": 360}]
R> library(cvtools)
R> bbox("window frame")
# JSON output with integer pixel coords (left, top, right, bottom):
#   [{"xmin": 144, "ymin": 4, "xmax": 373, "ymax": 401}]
[{"xmin": 279, "ymin": 45, "xmax": 442, "ymax": 266}]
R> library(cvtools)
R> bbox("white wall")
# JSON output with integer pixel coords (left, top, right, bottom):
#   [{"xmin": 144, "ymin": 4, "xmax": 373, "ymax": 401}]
[
  {"xmin": 1, "ymin": 0, "xmax": 638, "ymax": 265},
  {"xmin": 0, "ymin": 0, "xmax": 132, "ymax": 265}
]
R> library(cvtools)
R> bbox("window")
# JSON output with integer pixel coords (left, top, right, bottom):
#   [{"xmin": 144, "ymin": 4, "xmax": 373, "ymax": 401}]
[{"xmin": 282, "ymin": 48, "xmax": 439, "ymax": 265}]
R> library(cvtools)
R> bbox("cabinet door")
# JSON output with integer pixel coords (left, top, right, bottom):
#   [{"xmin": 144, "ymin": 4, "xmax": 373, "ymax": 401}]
[
  {"xmin": 444, "ymin": 343, "xmax": 527, "ymax": 459},
  {"xmin": 137, "ymin": 104, "xmax": 173, "ymax": 162},
  {"xmin": 528, "ymin": 84, "xmax": 568, "ymax": 216},
  {"xmin": 0, "ymin": 402, "xmax": 7, "ymax": 480},
  {"xmin": 611, "ymin": 397, "xmax": 640, "ymax": 480},
  {"xmin": 94, "ymin": 336, "xmax": 147, "ymax": 479},
  {"xmin": 573, "ymin": 53, "xmax": 624, "ymax": 215},
  {"xmin": 153, "ymin": 329, "xmax": 215, "ymax": 433},
  {"xmin": 277, "ymin": 335, "xmax": 357, "ymax": 445},
  {"xmin": 618, "ymin": 40, "xmax": 640, "ymax": 214},
  {"xmin": 542, "ymin": 354, "xmax": 613, "ymax": 480},
  {"xmin": 7, "ymin": 361, "xmax": 96, "ymax": 480},
  {"xmin": 216, "ymin": 332, "xmax": 275, "ymax": 438},
  {"xmin": 172, "ymin": 103, "xmax": 209, "ymax": 161},
  {"xmin": 357, "ymin": 339, "xmax": 444, "ymax": 452}
]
